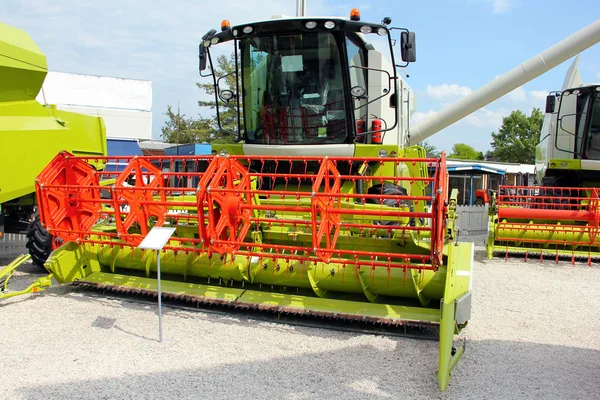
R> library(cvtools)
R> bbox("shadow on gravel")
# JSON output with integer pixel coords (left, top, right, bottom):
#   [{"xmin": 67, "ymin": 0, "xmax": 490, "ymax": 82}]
[{"xmin": 14, "ymin": 339, "xmax": 600, "ymax": 400}]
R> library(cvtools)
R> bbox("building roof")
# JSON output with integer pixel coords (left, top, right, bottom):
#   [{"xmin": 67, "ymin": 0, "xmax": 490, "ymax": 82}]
[
  {"xmin": 138, "ymin": 140, "xmax": 176, "ymax": 151},
  {"xmin": 447, "ymin": 159, "xmax": 535, "ymax": 175},
  {"xmin": 37, "ymin": 71, "xmax": 152, "ymax": 111}
]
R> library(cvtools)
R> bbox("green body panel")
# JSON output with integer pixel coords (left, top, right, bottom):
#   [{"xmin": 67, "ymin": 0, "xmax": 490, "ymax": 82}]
[
  {"xmin": 546, "ymin": 158, "xmax": 582, "ymax": 171},
  {"xmin": 0, "ymin": 23, "xmax": 107, "ymax": 206},
  {"xmin": 79, "ymin": 272, "xmax": 443, "ymax": 324}
]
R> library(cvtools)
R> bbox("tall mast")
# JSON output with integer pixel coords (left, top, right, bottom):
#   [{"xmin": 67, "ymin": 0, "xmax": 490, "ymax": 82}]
[{"xmin": 296, "ymin": 0, "xmax": 306, "ymax": 17}]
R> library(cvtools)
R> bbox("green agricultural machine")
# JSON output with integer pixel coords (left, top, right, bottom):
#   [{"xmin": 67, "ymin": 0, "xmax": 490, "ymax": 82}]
[
  {"xmin": 0, "ymin": 22, "xmax": 107, "ymax": 264},
  {"xmin": 4, "ymin": 10, "xmax": 600, "ymax": 391},
  {"xmin": 13, "ymin": 11, "xmax": 473, "ymax": 390},
  {"xmin": 487, "ymin": 54, "xmax": 600, "ymax": 263}
]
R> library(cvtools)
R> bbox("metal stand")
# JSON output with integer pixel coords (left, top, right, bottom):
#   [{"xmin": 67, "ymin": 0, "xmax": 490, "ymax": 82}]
[
  {"xmin": 137, "ymin": 226, "xmax": 175, "ymax": 343},
  {"xmin": 157, "ymin": 249, "xmax": 163, "ymax": 343}
]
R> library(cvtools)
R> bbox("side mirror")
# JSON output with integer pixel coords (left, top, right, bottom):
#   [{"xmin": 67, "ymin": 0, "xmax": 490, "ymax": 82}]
[
  {"xmin": 199, "ymin": 43, "xmax": 208, "ymax": 72},
  {"xmin": 219, "ymin": 89, "xmax": 235, "ymax": 102},
  {"xmin": 400, "ymin": 31, "xmax": 416, "ymax": 62},
  {"xmin": 199, "ymin": 29, "xmax": 217, "ymax": 73},
  {"xmin": 545, "ymin": 95, "xmax": 555, "ymax": 113}
]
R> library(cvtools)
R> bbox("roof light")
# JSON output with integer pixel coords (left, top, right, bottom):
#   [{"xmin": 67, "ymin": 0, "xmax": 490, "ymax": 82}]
[
  {"xmin": 210, "ymin": 37, "xmax": 219, "ymax": 44},
  {"xmin": 324, "ymin": 20, "xmax": 336, "ymax": 29},
  {"xmin": 377, "ymin": 27, "xmax": 387, "ymax": 36},
  {"xmin": 243, "ymin": 26, "xmax": 253, "ymax": 34},
  {"xmin": 360, "ymin": 25, "xmax": 372, "ymax": 34},
  {"xmin": 232, "ymin": 29, "xmax": 238, "ymax": 37},
  {"xmin": 221, "ymin": 20, "xmax": 231, "ymax": 31},
  {"xmin": 350, "ymin": 8, "xmax": 360, "ymax": 21},
  {"xmin": 305, "ymin": 21, "xmax": 317, "ymax": 29}
]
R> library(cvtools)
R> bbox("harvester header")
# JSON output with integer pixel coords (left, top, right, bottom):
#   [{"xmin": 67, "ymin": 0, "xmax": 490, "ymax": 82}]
[{"xmin": 34, "ymin": 149, "xmax": 472, "ymax": 391}]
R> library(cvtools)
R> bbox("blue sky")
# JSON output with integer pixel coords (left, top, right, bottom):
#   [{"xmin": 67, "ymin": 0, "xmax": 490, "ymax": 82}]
[{"xmin": 3, "ymin": 0, "xmax": 599, "ymax": 153}]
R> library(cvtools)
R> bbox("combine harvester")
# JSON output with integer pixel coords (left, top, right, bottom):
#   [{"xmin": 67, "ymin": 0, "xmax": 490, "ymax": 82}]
[
  {"xmin": 0, "ymin": 22, "xmax": 106, "ymax": 263},
  {"xmin": 3, "ymin": 8, "xmax": 600, "ymax": 390},
  {"xmin": 487, "ymin": 55, "xmax": 600, "ymax": 263}
]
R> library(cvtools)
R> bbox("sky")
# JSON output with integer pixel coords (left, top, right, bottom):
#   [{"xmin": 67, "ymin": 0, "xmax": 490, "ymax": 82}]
[{"xmin": 3, "ymin": 0, "xmax": 599, "ymax": 153}]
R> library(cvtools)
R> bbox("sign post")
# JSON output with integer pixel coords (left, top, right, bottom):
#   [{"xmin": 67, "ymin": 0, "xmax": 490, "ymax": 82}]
[{"xmin": 138, "ymin": 226, "xmax": 176, "ymax": 343}]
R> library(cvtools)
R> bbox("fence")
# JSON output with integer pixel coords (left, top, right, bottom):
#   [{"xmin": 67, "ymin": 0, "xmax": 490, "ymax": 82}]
[
  {"xmin": 456, "ymin": 205, "xmax": 489, "ymax": 235},
  {"xmin": 0, "ymin": 233, "xmax": 28, "ymax": 259}
]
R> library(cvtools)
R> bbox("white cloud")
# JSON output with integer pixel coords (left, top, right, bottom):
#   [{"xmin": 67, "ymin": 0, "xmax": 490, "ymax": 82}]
[
  {"xmin": 410, "ymin": 110, "xmax": 437, "ymax": 125},
  {"xmin": 529, "ymin": 89, "xmax": 549, "ymax": 102},
  {"xmin": 3, "ymin": 0, "xmax": 332, "ymax": 138},
  {"xmin": 76, "ymin": 33, "xmax": 107, "ymax": 48},
  {"xmin": 492, "ymin": 0, "xmax": 511, "ymax": 14},
  {"xmin": 425, "ymin": 84, "xmax": 472, "ymax": 100},
  {"xmin": 459, "ymin": 107, "xmax": 505, "ymax": 129},
  {"xmin": 507, "ymin": 86, "xmax": 527, "ymax": 102}
]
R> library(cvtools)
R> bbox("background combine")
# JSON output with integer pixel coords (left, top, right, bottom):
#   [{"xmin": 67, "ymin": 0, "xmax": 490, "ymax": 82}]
[
  {"xmin": 0, "ymin": 22, "xmax": 107, "ymax": 265},
  {"xmin": 487, "ymin": 54, "xmax": 600, "ymax": 263}
]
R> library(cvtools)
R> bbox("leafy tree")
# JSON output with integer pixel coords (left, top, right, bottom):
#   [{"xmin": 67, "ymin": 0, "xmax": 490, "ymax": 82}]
[
  {"xmin": 161, "ymin": 54, "xmax": 240, "ymax": 144},
  {"xmin": 160, "ymin": 106, "xmax": 214, "ymax": 144},
  {"xmin": 419, "ymin": 140, "xmax": 440, "ymax": 157},
  {"xmin": 448, "ymin": 143, "xmax": 485, "ymax": 160},
  {"xmin": 197, "ymin": 53, "xmax": 242, "ymax": 141},
  {"xmin": 490, "ymin": 108, "xmax": 543, "ymax": 164}
]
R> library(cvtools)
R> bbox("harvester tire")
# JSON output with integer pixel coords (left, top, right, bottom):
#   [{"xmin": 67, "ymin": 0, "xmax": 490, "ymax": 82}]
[
  {"xmin": 367, "ymin": 183, "xmax": 408, "ymax": 207},
  {"xmin": 26, "ymin": 216, "xmax": 52, "ymax": 269}
]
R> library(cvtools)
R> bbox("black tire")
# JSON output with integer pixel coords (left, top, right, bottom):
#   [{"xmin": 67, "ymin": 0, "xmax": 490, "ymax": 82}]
[
  {"xmin": 366, "ymin": 183, "xmax": 408, "ymax": 207},
  {"xmin": 367, "ymin": 183, "xmax": 416, "ymax": 227},
  {"xmin": 25, "ymin": 216, "xmax": 52, "ymax": 269},
  {"xmin": 474, "ymin": 197, "xmax": 485, "ymax": 206}
]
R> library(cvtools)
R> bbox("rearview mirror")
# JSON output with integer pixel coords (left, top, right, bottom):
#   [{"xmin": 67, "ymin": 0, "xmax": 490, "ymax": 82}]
[
  {"xmin": 400, "ymin": 31, "xmax": 416, "ymax": 62},
  {"xmin": 199, "ymin": 29, "xmax": 217, "ymax": 73},
  {"xmin": 199, "ymin": 43, "xmax": 208, "ymax": 72},
  {"xmin": 545, "ymin": 95, "xmax": 556, "ymax": 113}
]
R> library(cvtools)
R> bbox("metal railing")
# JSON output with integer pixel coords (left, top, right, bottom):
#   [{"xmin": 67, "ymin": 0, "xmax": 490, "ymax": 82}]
[{"xmin": 0, "ymin": 233, "xmax": 28, "ymax": 259}]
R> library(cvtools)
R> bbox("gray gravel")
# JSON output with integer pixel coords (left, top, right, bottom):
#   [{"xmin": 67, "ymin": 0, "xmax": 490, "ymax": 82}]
[{"xmin": 1, "ymin": 250, "xmax": 599, "ymax": 400}]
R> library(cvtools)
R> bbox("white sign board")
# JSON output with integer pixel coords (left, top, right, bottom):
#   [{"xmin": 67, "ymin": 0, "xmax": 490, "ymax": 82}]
[{"xmin": 138, "ymin": 227, "xmax": 176, "ymax": 251}]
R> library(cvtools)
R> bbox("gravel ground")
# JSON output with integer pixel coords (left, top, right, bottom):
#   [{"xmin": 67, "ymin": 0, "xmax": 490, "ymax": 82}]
[{"xmin": 1, "ymin": 248, "xmax": 599, "ymax": 400}]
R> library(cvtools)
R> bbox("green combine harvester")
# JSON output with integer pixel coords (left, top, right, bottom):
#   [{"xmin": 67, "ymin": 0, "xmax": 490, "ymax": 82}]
[
  {"xmin": 487, "ymin": 55, "xmax": 600, "ymax": 263},
  {"xmin": 0, "ymin": 22, "xmax": 107, "ymax": 264}
]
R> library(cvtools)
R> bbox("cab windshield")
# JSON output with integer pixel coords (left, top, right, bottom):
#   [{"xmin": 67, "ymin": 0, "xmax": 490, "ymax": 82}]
[{"xmin": 241, "ymin": 32, "xmax": 349, "ymax": 145}]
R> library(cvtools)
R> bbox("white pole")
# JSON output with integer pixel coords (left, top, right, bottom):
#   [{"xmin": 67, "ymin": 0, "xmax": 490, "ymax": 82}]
[
  {"xmin": 157, "ymin": 250, "xmax": 163, "ymax": 343},
  {"xmin": 296, "ymin": 0, "xmax": 306, "ymax": 17}
]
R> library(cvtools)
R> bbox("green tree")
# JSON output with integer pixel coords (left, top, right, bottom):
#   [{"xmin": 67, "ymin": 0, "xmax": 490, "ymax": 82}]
[
  {"xmin": 196, "ymin": 53, "xmax": 242, "ymax": 141},
  {"xmin": 448, "ymin": 143, "xmax": 485, "ymax": 160},
  {"xmin": 161, "ymin": 54, "xmax": 240, "ymax": 144},
  {"xmin": 490, "ymin": 108, "xmax": 543, "ymax": 164},
  {"xmin": 419, "ymin": 140, "xmax": 440, "ymax": 157},
  {"xmin": 160, "ymin": 106, "xmax": 214, "ymax": 144}
]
